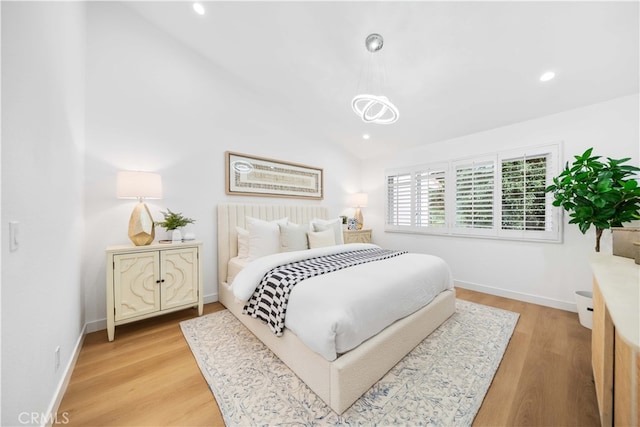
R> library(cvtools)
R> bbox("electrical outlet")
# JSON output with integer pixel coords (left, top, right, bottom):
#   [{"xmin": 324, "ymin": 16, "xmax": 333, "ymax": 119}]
[
  {"xmin": 9, "ymin": 221, "xmax": 19, "ymax": 252},
  {"xmin": 55, "ymin": 346, "xmax": 60, "ymax": 372}
]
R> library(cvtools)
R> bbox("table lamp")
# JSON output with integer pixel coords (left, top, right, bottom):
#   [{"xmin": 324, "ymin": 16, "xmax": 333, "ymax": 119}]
[
  {"xmin": 351, "ymin": 192, "xmax": 368, "ymax": 230},
  {"xmin": 117, "ymin": 171, "xmax": 163, "ymax": 245}
]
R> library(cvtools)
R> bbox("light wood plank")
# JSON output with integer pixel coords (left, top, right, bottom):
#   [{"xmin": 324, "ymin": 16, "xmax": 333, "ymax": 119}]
[
  {"xmin": 60, "ymin": 306, "xmax": 224, "ymax": 426},
  {"xmin": 615, "ymin": 330, "xmax": 633, "ymax": 426},
  {"xmin": 58, "ymin": 290, "xmax": 599, "ymax": 426},
  {"xmin": 636, "ymin": 349, "xmax": 640, "ymax": 426},
  {"xmin": 457, "ymin": 288, "xmax": 599, "ymax": 427},
  {"xmin": 592, "ymin": 279, "xmax": 614, "ymax": 426}
]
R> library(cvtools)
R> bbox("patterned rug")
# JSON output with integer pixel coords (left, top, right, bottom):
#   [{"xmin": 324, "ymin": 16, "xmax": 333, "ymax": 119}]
[{"xmin": 180, "ymin": 300, "xmax": 518, "ymax": 426}]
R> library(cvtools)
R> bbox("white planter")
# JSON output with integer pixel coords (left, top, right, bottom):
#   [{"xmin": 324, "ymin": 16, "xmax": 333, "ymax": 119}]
[
  {"xmin": 171, "ymin": 229, "xmax": 182, "ymax": 243},
  {"xmin": 575, "ymin": 291, "xmax": 593, "ymax": 330}
]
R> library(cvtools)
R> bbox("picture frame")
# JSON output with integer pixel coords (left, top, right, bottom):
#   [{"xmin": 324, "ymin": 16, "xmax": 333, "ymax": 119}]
[
  {"xmin": 225, "ymin": 151, "xmax": 324, "ymax": 200},
  {"xmin": 347, "ymin": 218, "xmax": 358, "ymax": 230}
]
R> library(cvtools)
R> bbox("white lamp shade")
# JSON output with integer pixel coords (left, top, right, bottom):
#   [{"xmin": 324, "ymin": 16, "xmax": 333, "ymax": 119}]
[
  {"xmin": 351, "ymin": 192, "xmax": 368, "ymax": 208},
  {"xmin": 117, "ymin": 171, "xmax": 163, "ymax": 200}
]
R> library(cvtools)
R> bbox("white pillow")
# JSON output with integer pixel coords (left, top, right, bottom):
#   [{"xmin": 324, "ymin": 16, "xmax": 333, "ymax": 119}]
[
  {"xmin": 236, "ymin": 226, "xmax": 249, "ymax": 258},
  {"xmin": 311, "ymin": 218, "xmax": 344, "ymax": 245},
  {"xmin": 279, "ymin": 223, "xmax": 309, "ymax": 252},
  {"xmin": 246, "ymin": 216, "xmax": 288, "ymax": 261},
  {"xmin": 307, "ymin": 229, "xmax": 336, "ymax": 249}
]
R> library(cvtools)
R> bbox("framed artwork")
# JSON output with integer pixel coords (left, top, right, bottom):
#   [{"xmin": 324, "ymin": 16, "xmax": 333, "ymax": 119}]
[
  {"xmin": 347, "ymin": 218, "xmax": 358, "ymax": 230},
  {"xmin": 225, "ymin": 151, "xmax": 324, "ymax": 200}
]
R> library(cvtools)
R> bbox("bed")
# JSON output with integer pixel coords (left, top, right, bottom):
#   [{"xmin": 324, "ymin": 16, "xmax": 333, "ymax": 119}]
[{"xmin": 217, "ymin": 203, "xmax": 456, "ymax": 414}]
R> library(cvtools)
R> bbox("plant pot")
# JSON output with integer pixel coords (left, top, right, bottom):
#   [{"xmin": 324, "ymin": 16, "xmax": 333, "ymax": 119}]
[
  {"xmin": 575, "ymin": 291, "xmax": 593, "ymax": 330},
  {"xmin": 612, "ymin": 227, "xmax": 640, "ymax": 259},
  {"xmin": 171, "ymin": 229, "xmax": 182, "ymax": 243}
]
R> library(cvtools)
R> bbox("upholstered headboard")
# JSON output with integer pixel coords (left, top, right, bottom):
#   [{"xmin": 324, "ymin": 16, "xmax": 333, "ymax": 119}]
[{"xmin": 217, "ymin": 203, "xmax": 330, "ymax": 285}]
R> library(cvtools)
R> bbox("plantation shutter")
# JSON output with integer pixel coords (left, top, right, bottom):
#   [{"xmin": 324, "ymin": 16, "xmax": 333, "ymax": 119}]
[
  {"xmin": 498, "ymin": 145, "xmax": 561, "ymax": 241},
  {"xmin": 501, "ymin": 155, "xmax": 547, "ymax": 231},
  {"xmin": 384, "ymin": 143, "xmax": 561, "ymax": 242},
  {"xmin": 386, "ymin": 172, "xmax": 412, "ymax": 226},
  {"xmin": 416, "ymin": 169, "xmax": 446, "ymax": 227},
  {"xmin": 454, "ymin": 160, "xmax": 495, "ymax": 231}
]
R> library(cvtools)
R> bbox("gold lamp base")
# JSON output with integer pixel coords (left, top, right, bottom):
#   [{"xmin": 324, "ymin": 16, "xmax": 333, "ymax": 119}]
[
  {"xmin": 355, "ymin": 207, "xmax": 364, "ymax": 230},
  {"xmin": 128, "ymin": 202, "xmax": 155, "ymax": 246}
]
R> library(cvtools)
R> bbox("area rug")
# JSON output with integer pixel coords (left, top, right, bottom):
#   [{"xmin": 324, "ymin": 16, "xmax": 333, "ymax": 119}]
[{"xmin": 180, "ymin": 300, "xmax": 518, "ymax": 426}]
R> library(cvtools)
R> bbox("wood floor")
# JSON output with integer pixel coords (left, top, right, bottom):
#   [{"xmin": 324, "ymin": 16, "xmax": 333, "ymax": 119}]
[{"xmin": 58, "ymin": 289, "xmax": 599, "ymax": 426}]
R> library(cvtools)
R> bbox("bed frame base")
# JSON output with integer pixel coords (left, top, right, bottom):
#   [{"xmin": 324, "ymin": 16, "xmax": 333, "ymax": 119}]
[
  {"xmin": 220, "ymin": 281, "xmax": 455, "ymax": 414},
  {"xmin": 216, "ymin": 203, "xmax": 456, "ymax": 414}
]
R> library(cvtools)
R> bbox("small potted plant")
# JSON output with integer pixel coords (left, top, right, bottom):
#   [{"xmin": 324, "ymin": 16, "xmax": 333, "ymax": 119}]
[{"xmin": 155, "ymin": 209, "xmax": 196, "ymax": 243}]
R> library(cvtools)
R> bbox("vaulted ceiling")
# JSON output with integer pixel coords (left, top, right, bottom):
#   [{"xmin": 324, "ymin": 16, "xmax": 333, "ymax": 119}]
[{"xmin": 125, "ymin": 1, "xmax": 639, "ymax": 159}]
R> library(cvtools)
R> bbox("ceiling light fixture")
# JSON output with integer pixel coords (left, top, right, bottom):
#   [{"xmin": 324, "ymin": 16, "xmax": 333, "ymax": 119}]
[
  {"xmin": 362, "ymin": 133, "xmax": 371, "ymax": 140},
  {"xmin": 351, "ymin": 33, "xmax": 399, "ymax": 125},
  {"xmin": 193, "ymin": 3, "xmax": 205, "ymax": 15},
  {"xmin": 540, "ymin": 71, "xmax": 555, "ymax": 82}
]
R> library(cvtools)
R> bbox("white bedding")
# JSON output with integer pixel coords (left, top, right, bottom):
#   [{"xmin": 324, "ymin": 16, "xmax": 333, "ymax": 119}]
[
  {"xmin": 226, "ymin": 256, "xmax": 249, "ymax": 284},
  {"xmin": 231, "ymin": 243, "xmax": 453, "ymax": 361}
]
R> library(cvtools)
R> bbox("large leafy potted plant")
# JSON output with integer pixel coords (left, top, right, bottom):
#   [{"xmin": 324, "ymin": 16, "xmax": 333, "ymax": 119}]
[{"xmin": 545, "ymin": 148, "xmax": 640, "ymax": 252}]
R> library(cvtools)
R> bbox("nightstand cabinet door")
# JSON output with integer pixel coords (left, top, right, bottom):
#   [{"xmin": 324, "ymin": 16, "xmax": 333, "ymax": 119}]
[
  {"xmin": 113, "ymin": 251, "xmax": 161, "ymax": 321},
  {"xmin": 161, "ymin": 247, "xmax": 199, "ymax": 310}
]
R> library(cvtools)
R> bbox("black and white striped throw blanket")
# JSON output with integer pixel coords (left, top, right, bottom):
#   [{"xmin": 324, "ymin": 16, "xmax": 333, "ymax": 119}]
[{"xmin": 243, "ymin": 248, "xmax": 407, "ymax": 336}]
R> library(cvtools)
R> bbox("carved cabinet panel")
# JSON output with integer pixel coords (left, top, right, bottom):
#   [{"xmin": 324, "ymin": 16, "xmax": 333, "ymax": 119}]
[
  {"xmin": 161, "ymin": 247, "xmax": 199, "ymax": 310},
  {"xmin": 113, "ymin": 251, "xmax": 161, "ymax": 321}
]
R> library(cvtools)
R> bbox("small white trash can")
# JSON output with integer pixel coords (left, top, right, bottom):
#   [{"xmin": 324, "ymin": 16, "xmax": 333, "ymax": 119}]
[{"xmin": 575, "ymin": 291, "xmax": 593, "ymax": 330}]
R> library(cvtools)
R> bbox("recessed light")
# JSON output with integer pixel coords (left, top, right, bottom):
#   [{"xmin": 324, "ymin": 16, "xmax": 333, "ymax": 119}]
[
  {"xmin": 362, "ymin": 134, "xmax": 370, "ymax": 140},
  {"xmin": 193, "ymin": 3, "xmax": 205, "ymax": 15},
  {"xmin": 540, "ymin": 71, "xmax": 555, "ymax": 82}
]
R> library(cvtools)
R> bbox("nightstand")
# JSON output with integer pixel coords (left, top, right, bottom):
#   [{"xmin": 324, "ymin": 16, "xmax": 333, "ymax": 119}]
[
  {"xmin": 106, "ymin": 241, "xmax": 203, "ymax": 341},
  {"xmin": 343, "ymin": 229, "xmax": 372, "ymax": 244}
]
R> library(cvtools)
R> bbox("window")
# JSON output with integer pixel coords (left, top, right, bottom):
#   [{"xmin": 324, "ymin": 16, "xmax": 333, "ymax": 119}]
[
  {"xmin": 385, "ymin": 143, "xmax": 561, "ymax": 242},
  {"xmin": 386, "ymin": 164, "xmax": 447, "ymax": 232},
  {"xmin": 501, "ymin": 155, "xmax": 547, "ymax": 231},
  {"xmin": 416, "ymin": 169, "xmax": 446, "ymax": 227},
  {"xmin": 454, "ymin": 160, "xmax": 495, "ymax": 232},
  {"xmin": 386, "ymin": 172, "xmax": 412, "ymax": 227}
]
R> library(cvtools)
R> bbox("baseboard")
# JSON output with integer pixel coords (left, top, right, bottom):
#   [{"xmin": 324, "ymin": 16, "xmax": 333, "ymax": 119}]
[
  {"xmin": 203, "ymin": 291, "xmax": 218, "ymax": 304},
  {"xmin": 455, "ymin": 280, "xmax": 577, "ymax": 312},
  {"xmin": 85, "ymin": 292, "xmax": 220, "ymax": 334},
  {"xmin": 43, "ymin": 324, "xmax": 86, "ymax": 427},
  {"xmin": 85, "ymin": 318, "xmax": 106, "ymax": 334}
]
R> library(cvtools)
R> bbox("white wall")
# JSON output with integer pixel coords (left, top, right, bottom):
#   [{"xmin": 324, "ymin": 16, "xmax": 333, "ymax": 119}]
[
  {"xmin": 82, "ymin": 2, "xmax": 362, "ymax": 330},
  {"xmin": 1, "ymin": 2, "xmax": 86, "ymax": 425},
  {"xmin": 362, "ymin": 94, "xmax": 639, "ymax": 310}
]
